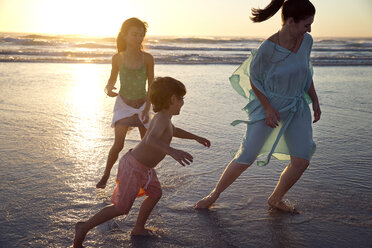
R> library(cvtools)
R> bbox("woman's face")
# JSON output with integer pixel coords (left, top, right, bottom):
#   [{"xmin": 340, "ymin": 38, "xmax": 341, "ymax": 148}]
[
  {"xmin": 293, "ymin": 15, "xmax": 314, "ymax": 37},
  {"xmin": 125, "ymin": 26, "xmax": 145, "ymax": 47}
]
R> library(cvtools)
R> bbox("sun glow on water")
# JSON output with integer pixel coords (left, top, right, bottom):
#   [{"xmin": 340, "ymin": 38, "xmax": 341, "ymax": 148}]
[
  {"xmin": 63, "ymin": 65, "xmax": 105, "ymax": 157},
  {"xmin": 60, "ymin": 65, "xmax": 110, "ymax": 190},
  {"xmin": 70, "ymin": 65, "xmax": 101, "ymax": 110}
]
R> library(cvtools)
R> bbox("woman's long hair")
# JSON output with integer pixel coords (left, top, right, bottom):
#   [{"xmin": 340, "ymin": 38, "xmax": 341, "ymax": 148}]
[
  {"xmin": 250, "ymin": 0, "xmax": 315, "ymax": 23},
  {"xmin": 116, "ymin": 17, "xmax": 148, "ymax": 53}
]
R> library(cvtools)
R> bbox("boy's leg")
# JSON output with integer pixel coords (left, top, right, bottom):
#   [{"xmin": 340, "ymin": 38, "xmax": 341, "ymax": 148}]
[
  {"xmin": 74, "ymin": 205, "xmax": 122, "ymax": 247},
  {"xmin": 96, "ymin": 125, "xmax": 128, "ymax": 188},
  {"xmin": 267, "ymin": 156, "xmax": 309, "ymax": 212},
  {"xmin": 131, "ymin": 168, "xmax": 162, "ymax": 236},
  {"xmin": 131, "ymin": 196, "xmax": 160, "ymax": 236},
  {"xmin": 195, "ymin": 160, "xmax": 251, "ymax": 209}
]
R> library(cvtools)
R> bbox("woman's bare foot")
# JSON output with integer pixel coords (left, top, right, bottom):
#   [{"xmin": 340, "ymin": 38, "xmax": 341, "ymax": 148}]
[
  {"xmin": 131, "ymin": 227, "xmax": 154, "ymax": 236},
  {"xmin": 267, "ymin": 197, "xmax": 298, "ymax": 213},
  {"xmin": 73, "ymin": 222, "xmax": 87, "ymax": 248},
  {"xmin": 194, "ymin": 191, "xmax": 220, "ymax": 209},
  {"xmin": 96, "ymin": 174, "xmax": 109, "ymax": 189}
]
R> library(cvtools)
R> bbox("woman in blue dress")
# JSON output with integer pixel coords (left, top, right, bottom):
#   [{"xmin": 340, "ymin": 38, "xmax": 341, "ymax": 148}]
[{"xmin": 195, "ymin": 0, "xmax": 321, "ymax": 212}]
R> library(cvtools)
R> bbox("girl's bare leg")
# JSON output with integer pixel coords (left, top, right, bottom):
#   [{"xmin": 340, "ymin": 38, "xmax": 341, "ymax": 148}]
[
  {"xmin": 131, "ymin": 196, "xmax": 161, "ymax": 236},
  {"xmin": 138, "ymin": 126, "xmax": 147, "ymax": 139},
  {"xmin": 195, "ymin": 160, "xmax": 251, "ymax": 209},
  {"xmin": 267, "ymin": 156, "xmax": 309, "ymax": 212},
  {"xmin": 96, "ymin": 125, "xmax": 128, "ymax": 188},
  {"xmin": 73, "ymin": 205, "xmax": 122, "ymax": 248}
]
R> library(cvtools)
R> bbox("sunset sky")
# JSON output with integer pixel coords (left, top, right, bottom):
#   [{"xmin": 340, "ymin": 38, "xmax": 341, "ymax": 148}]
[{"xmin": 0, "ymin": 0, "xmax": 371, "ymax": 38}]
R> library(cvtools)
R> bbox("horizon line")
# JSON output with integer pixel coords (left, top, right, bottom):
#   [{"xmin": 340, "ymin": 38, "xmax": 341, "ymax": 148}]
[{"xmin": 1, "ymin": 31, "xmax": 372, "ymax": 39}]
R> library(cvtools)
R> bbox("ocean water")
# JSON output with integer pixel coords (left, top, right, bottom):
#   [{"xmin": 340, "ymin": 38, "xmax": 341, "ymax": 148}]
[
  {"xmin": 1, "ymin": 33, "xmax": 372, "ymax": 66},
  {"xmin": 0, "ymin": 61, "xmax": 371, "ymax": 247}
]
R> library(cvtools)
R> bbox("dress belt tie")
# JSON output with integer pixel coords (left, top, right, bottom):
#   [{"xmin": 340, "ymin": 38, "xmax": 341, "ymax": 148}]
[{"xmin": 231, "ymin": 93, "xmax": 305, "ymax": 166}]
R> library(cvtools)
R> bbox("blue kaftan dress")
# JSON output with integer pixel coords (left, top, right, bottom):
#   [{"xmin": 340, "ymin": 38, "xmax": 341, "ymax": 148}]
[{"xmin": 230, "ymin": 33, "xmax": 316, "ymax": 166}]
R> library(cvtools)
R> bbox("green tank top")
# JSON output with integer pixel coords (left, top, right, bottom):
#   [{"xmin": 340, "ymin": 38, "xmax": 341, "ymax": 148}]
[{"xmin": 119, "ymin": 63, "xmax": 147, "ymax": 100}]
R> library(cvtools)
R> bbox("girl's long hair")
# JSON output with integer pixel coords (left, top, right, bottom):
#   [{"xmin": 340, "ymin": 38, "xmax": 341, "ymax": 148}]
[
  {"xmin": 116, "ymin": 17, "xmax": 148, "ymax": 53},
  {"xmin": 250, "ymin": 0, "xmax": 315, "ymax": 23}
]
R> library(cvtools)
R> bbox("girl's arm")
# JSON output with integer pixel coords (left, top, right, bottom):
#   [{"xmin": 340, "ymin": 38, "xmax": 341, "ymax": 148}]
[
  {"xmin": 142, "ymin": 52, "xmax": 154, "ymax": 122},
  {"xmin": 105, "ymin": 54, "xmax": 120, "ymax": 97},
  {"xmin": 173, "ymin": 127, "xmax": 211, "ymax": 147},
  {"xmin": 307, "ymin": 80, "xmax": 321, "ymax": 123},
  {"xmin": 250, "ymin": 80, "xmax": 280, "ymax": 128}
]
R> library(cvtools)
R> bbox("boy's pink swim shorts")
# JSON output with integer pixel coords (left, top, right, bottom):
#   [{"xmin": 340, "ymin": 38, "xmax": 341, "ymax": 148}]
[{"xmin": 111, "ymin": 151, "xmax": 162, "ymax": 214}]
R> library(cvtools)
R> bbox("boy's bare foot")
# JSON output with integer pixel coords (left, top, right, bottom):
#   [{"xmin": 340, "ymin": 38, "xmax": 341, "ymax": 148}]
[
  {"xmin": 73, "ymin": 222, "xmax": 87, "ymax": 248},
  {"xmin": 267, "ymin": 197, "xmax": 298, "ymax": 213},
  {"xmin": 96, "ymin": 174, "xmax": 109, "ymax": 189},
  {"xmin": 131, "ymin": 227, "xmax": 155, "ymax": 237},
  {"xmin": 194, "ymin": 192, "xmax": 219, "ymax": 209}
]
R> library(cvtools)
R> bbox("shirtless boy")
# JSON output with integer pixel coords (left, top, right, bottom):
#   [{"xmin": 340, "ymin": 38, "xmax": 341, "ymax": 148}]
[{"xmin": 73, "ymin": 76, "xmax": 210, "ymax": 247}]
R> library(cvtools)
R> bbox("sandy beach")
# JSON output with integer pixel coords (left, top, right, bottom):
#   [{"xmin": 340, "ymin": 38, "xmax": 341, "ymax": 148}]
[{"xmin": 0, "ymin": 61, "xmax": 371, "ymax": 247}]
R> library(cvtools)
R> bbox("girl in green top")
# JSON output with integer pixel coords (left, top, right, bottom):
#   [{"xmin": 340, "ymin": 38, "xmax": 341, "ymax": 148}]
[
  {"xmin": 96, "ymin": 17, "xmax": 154, "ymax": 189},
  {"xmin": 195, "ymin": 0, "xmax": 321, "ymax": 212}
]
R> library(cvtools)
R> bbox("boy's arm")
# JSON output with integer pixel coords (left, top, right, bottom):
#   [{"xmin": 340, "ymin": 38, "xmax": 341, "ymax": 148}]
[
  {"xmin": 173, "ymin": 126, "xmax": 211, "ymax": 148},
  {"xmin": 145, "ymin": 117, "xmax": 194, "ymax": 166}
]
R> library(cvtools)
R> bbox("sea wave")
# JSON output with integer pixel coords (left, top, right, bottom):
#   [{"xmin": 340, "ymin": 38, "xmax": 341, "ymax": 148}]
[
  {"xmin": 1, "ymin": 54, "xmax": 371, "ymax": 66},
  {"xmin": 1, "ymin": 33, "xmax": 372, "ymax": 66},
  {"xmin": 147, "ymin": 45, "xmax": 252, "ymax": 52},
  {"xmin": 0, "ymin": 50, "xmax": 112, "ymax": 57},
  {"xmin": 0, "ymin": 37, "xmax": 64, "ymax": 46},
  {"xmin": 74, "ymin": 43, "xmax": 114, "ymax": 49},
  {"xmin": 0, "ymin": 57, "xmax": 109, "ymax": 64},
  {"xmin": 149, "ymin": 37, "xmax": 263, "ymax": 44}
]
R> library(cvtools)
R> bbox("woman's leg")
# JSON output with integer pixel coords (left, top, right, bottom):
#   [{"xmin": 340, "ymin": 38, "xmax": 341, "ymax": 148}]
[
  {"xmin": 194, "ymin": 160, "xmax": 252, "ymax": 209},
  {"xmin": 96, "ymin": 125, "xmax": 129, "ymax": 188},
  {"xmin": 195, "ymin": 120, "xmax": 270, "ymax": 209},
  {"xmin": 73, "ymin": 205, "xmax": 122, "ymax": 247},
  {"xmin": 268, "ymin": 156, "xmax": 309, "ymax": 212}
]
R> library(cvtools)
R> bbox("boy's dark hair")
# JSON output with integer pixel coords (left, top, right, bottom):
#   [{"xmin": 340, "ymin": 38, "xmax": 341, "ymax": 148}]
[{"xmin": 150, "ymin": 77, "xmax": 186, "ymax": 113}]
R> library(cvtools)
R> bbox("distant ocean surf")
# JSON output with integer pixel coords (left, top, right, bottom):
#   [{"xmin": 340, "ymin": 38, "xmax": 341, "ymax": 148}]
[{"xmin": 1, "ymin": 33, "xmax": 372, "ymax": 66}]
